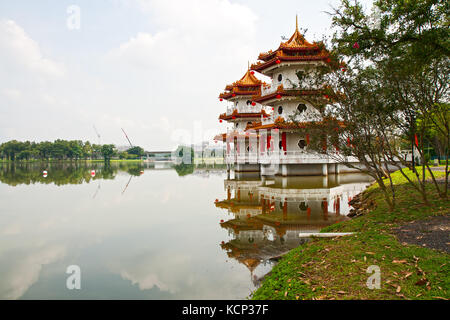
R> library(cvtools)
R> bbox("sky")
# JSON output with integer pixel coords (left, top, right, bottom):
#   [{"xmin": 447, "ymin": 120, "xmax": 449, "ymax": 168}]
[{"xmin": 0, "ymin": 0, "xmax": 373, "ymax": 150}]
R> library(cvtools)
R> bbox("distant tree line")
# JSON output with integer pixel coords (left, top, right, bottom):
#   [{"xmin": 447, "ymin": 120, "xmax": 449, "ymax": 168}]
[{"xmin": 0, "ymin": 140, "xmax": 146, "ymax": 162}]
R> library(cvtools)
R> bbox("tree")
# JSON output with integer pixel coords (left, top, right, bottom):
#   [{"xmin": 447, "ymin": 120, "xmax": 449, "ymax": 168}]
[
  {"xmin": 100, "ymin": 144, "xmax": 117, "ymax": 162},
  {"xmin": 330, "ymin": 0, "xmax": 449, "ymax": 200},
  {"xmin": 126, "ymin": 146, "xmax": 145, "ymax": 158}
]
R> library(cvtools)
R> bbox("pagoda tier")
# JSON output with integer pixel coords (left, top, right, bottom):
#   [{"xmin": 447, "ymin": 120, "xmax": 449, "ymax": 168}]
[
  {"xmin": 213, "ymin": 130, "xmax": 259, "ymax": 142},
  {"xmin": 218, "ymin": 108, "xmax": 269, "ymax": 121},
  {"xmin": 247, "ymin": 117, "xmax": 344, "ymax": 131},
  {"xmin": 250, "ymin": 16, "xmax": 330, "ymax": 76},
  {"xmin": 252, "ymin": 87, "xmax": 325, "ymax": 104},
  {"xmin": 219, "ymin": 69, "xmax": 266, "ymax": 100}
]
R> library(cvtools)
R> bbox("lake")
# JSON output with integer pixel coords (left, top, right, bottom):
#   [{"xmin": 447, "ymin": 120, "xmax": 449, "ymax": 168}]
[{"xmin": 0, "ymin": 162, "xmax": 372, "ymax": 299}]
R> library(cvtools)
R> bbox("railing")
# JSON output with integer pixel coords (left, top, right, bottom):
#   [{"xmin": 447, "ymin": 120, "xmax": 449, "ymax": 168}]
[
  {"xmin": 258, "ymin": 150, "xmax": 331, "ymax": 164},
  {"xmin": 226, "ymin": 105, "xmax": 263, "ymax": 115},
  {"xmin": 225, "ymin": 151, "xmax": 259, "ymax": 164},
  {"xmin": 261, "ymin": 79, "xmax": 297, "ymax": 96}
]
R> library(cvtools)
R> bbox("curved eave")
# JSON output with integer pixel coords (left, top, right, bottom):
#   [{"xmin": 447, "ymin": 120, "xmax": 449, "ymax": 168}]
[
  {"xmin": 214, "ymin": 132, "xmax": 260, "ymax": 141},
  {"xmin": 259, "ymin": 46, "xmax": 322, "ymax": 61},
  {"xmin": 251, "ymin": 55, "xmax": 329, "ymax": 74},
  {"xmin": 219, "ymin": 113, "xmax": 264, "ymax": 121},
  {"xmin": 219, "ymin": 90, "xmax": 260, "ymax": 100},
  {"xmin": 248, "ymin": 119, "xmax": 345, "ymax": 131},
  {"xmin": 252, "ymin": 89, "xmax": 322, "ymax": 104}
]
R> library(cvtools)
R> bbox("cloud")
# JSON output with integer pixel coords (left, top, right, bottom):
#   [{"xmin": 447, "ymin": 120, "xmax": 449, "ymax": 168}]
[
  {"xmin": 103, "ymin": 0, "xmax": 260, "ymax": 148},
  {"xmin": 0, "ymin": 20, "xmax": 64, "ymax": 78},
  {"xmin": 0, "ymin": 245, "xmax": 66, "ymax": 299},
  {"xmin": 0, "ymin": 2, "xmax": 260, "ymax": 149}
]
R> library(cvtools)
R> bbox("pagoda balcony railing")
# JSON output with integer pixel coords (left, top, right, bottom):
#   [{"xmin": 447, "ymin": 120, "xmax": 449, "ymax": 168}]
[
  {"xmin": 261, "ymin": 113, "xmax": 275, "ymax": 125},
  {"xmin": 225, "ymin": 151, "xmax": 259, "ymax": 164},
  {"xmin": 226, "ymin": 105, "xmax": 263, "ymax": 116},
  {"xmin": 258, "ymin": 150, "xmax": 331, "ymax": 164},
  {"xmin": 261, "ymin": 79, "xmax": 298, "ymax": 96}
]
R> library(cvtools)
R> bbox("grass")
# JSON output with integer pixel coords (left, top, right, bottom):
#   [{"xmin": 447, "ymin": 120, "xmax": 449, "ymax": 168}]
[{"xmin": 251, "ymin": 169, "xmax": 449, "ymax": 300}]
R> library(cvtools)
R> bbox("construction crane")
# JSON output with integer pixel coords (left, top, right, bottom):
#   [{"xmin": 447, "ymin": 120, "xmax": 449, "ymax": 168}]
[
  {"xmin": 121, "ymin": 127, "xmax": 133, "ymax": 147},
  {"xmin": 93, "ymin": 125, "xmax": 101, "ymax": 145}
]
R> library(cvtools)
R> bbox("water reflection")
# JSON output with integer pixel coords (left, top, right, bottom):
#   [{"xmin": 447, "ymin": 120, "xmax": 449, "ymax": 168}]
[
  {"xmin": 0, "ymin": 162, "xmax": 371, "ymax": 299},
  {"xmin": 215, "ymin": 172, "xmax": 373, "ymax": 284}
]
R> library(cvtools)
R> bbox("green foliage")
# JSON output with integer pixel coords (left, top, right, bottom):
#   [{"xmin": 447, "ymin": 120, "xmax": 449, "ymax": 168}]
[
  {"xmin": 173, "ymin": 163, "xmax": 194, "ymax": 176},
  {"xmin": 127, "ymin": 146, "xmax": 145, "ymax": 157},
  {"xmin": 100, "ymin": 144, "xmax": 117, "ymax": 162}
]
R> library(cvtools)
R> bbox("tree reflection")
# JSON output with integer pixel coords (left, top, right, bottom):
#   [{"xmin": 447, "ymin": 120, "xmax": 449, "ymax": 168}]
[{"xmin": 0, "ymin": 162, "xmax": 145, "ymax": 186}]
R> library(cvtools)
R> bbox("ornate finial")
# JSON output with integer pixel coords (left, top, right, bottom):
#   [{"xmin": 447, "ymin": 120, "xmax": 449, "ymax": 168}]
[{"xmin": 296, "ymin": 14, "xmax": 298, "ymax": 31}]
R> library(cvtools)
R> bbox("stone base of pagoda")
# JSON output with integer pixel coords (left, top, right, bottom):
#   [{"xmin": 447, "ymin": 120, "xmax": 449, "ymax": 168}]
[
  {"xmin": 235, "ymin": 163, "xmax": 260, "ymax": 173},
  {"xmin": 260, "ymin": 162, "xmax": 364, "ymax": 177}
]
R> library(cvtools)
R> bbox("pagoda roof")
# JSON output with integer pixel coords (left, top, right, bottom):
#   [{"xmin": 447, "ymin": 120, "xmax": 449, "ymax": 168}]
[
  {"xmin": 213, "ymin": 130, "xmax": 260, "ymax": 141},
  {"xmin": 252, "ymin": 86, "xmax": 325, "ymax": 104},
  {"xmin": 219, "ymin": 69, "xmax": 266, "ymax": 100},
  {"xmin": 218, "ymin": 109, "xmax": 269, "ymax": 121},
  {"xmin": 251, "ymin": 16, "xmax": 330, "ymax": 73},
  {"xmin": 247, "ymin": 117, "xmax": 345, "ymax": 131}
]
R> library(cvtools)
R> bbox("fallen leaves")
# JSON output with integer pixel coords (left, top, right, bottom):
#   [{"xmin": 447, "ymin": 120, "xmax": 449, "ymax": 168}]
[
  {"xmin": 415, "ymin": 278, "xmax": 427, "ymax": 286},
  {"xmin": 393, "ymin": 259, "xmax": 408, "ymax": 264},
  {"xmin": 404, "ymin": 272, "xmax": 413, "ymax": 279}
]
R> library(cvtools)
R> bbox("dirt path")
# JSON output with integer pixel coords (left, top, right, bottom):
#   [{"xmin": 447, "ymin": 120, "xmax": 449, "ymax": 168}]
[{"xmin": 394, "ymin": 216, "xmax": 450, "ymax": 253}]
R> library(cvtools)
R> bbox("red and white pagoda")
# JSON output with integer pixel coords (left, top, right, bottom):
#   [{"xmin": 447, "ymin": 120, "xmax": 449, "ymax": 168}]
[{"xmin": 217, "ymin": 17, "xmax": 361, "ymax": 176}]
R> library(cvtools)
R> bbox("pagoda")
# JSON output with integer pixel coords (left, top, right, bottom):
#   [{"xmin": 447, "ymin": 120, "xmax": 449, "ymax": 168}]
[
  {"xmin": 247, "ymin": 16, "xmax": 361, "ymax": 176},
  {"xmin": 216, "ymin": 16, "xmax": 361, "ymax": 176},
  {"xmin": 216, "ymin": 67, "xmax": 269, "ymax": 172}
]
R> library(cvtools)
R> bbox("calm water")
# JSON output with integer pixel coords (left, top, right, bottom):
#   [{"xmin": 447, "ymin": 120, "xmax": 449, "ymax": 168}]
[{"xmin": 0, "ymin": 162, "xmax": 372, "ymax": 299}]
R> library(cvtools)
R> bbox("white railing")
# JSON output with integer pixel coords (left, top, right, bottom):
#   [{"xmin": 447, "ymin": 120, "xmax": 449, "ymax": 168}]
[
  {"xmin": 261, "ymin": 79, "xmax": 298, "ymax": 96},
  {"xmin": 258, "ymin": 150, "xmax": 331, "ymax": 164},
  {"xmin": 226, "ymin": 105, "xmax": 263, "ymax": 115}
]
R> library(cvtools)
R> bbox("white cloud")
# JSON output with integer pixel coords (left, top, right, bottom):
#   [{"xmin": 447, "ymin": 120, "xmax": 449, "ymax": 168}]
[
  {"xmin": 0, "ymin": 20, "xmax": 64, "ymax": 78},
  {"xmin": 0, "ymin": 245, "xmax": 66, "ymax": 299},
  {"xmin": 102, "ymin": 0, "xmax": 260, "ymax": 148}
]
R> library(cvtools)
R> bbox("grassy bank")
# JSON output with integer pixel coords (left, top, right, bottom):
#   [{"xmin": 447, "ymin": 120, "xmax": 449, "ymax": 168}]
[{"xmin": 252, "ymin": 169, "xmax": 449, "ymax": 300}]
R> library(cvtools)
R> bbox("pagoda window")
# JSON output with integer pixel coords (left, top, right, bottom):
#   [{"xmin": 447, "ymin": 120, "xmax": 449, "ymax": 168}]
[
  {"xmin": 297, "ymin": 104, "xmax": 307, "ymax": 113},
  {"xmin": 277, "ymin": 74, "xmax": 282, "ymax": 82},
  {"xmin": 298, "ymin": 139, "xmax": 306, "ymax": 149},
  {"xmin": 278, "ymin": 106, "xmax": 283, "ymax": 115},
  {"xmin": 299, "ymin": 202, "xmax": 308, "ymax": 211}
]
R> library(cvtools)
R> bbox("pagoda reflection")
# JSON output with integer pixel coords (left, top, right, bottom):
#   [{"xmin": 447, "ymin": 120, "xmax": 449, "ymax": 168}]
[{"xmin": 215, "ymin": 172, "xmax": 372, "ymax": 281}]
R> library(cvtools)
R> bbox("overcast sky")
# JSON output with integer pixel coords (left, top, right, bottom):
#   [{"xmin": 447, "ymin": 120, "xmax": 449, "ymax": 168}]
[{"xmin": 0, "ymin": 0, "xmax": 373, "ymax": 150}]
